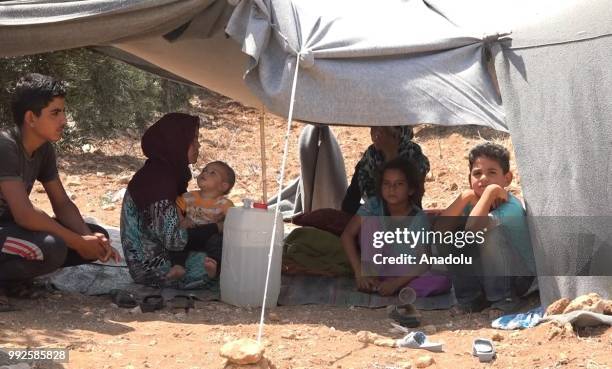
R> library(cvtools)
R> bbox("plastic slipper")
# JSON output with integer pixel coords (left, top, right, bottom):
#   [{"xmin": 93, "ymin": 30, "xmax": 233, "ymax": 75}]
[
  {"xmin": 109, "ymin": 289, "xmax": 138, "ymax": 309},
  {"xmin": 473, "ymin": 338, "xmax": 496, "ymax": 362},
  {"xmin": 140, "ymin": 295, "xmax": 164, "ymax": 313},
  {"xmin": 167, "ymin": 295, "xmax": 195, "ymax": 311},
  {"xmin": 396, "ymin": 331, "xmax": 443, "ymax": 352},
  {"xmin": 389, "ymin": 304, "xmax": 420, "ymax": 328}
]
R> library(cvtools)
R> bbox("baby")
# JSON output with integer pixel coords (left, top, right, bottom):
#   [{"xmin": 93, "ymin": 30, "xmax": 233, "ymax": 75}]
[{"xmin": 167, "ymin": 161, "xmax": 235, "ymax": 280}]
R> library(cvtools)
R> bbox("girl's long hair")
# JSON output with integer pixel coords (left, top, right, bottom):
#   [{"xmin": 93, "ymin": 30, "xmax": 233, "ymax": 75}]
[{"xmin": 376, "ymin": 158, "xmax": 425, "ymax": 209}]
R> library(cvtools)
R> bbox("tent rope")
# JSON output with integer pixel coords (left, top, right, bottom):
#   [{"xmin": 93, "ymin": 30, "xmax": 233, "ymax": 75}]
[{"xmin": 257, "ymin": 52, "xmax": 302, "ymax": 342}]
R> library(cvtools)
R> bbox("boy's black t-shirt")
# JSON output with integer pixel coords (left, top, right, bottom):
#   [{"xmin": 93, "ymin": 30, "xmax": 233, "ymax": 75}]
[{"xmin": 0, "ymin": 127, "xmax": 59, "ymax": 221}]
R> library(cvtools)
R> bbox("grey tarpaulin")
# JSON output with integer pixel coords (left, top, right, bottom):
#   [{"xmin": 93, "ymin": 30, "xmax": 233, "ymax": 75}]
[
  {"xmin": 1, "ymin": 0, "xmax": 506, "ymax": 129},
  {"xmin": 225, "ymin": 0, "xmax": 505, "ymax": 128},
  {"xmin": 1, "ymin": 0, "xmax": 611, "ymax": 304},
  {"xmin": 268, "ymin": 124, "xmax": 347, "ymax": 217},
  {"xmin": 493, "ymin": 0, "xmax": 612, "ymax": 305}
]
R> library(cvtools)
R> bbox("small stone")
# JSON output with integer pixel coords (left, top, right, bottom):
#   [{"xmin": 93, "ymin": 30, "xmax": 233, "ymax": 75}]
[
  {"xmin": 118, "ymin": 175, "xmax": 132, "ymax": 185},
  {"xmin": 603, "ymin": 300, "xmax": 612, "ymax": 315},
  {"xmin": 281, "ymin": 331, "xmax": 296, "ymax": 340},
  {"xmin": 268, "ymin": 312, "xmax": 280, "ymax": 322},
  {"xmin": 548, "ymin": 326, "xmax": 561, "ymax": 340},
  {"xmin": 149, "ymin": 340, "xmax": 157, "ymax": 346},
  {"xmin": 102, "ymin": 204, "xmax": 116, "ymax": 211},
  {"xmin": 36, "ymin": 187, "xmax": 46, "ymax": 193},
  {"xmin": 425, "ymin": 172, "xmax": 435, "ymax": 182},
  {"xmin": 223, "ymin": 357, "xmax": 273, "ymax": 369},
  {"xmin": 415, "ymin": 355, "xmax": 434, "ymax": 368},
  {"xmin": 66, "ymin": 176, "xmax": 81, "ymax": 186},
  {"xmin": 558, "ymin": 353, "xmax": 569, "ymax": 365},
  {"xmin": 423, "ymin": 325, "xmax": 436, "ymax": 335},
  {"xmin": 491, "ymin": 332, "xmax": 504, "ymax": 342},
  {"xmin": 398, "ymin": 362, "xmax": 412, "ymax": 369},
  {"xmin": 449, "ymin": 183, "xmax": 458, "ymax": 191},
  {"xmin": 96, "ymin": 172, "xmax": 105, "ymax": 177},
  {"xmin": 546, "ymin": 298, "xmax": 571, "ymax": 316},
  {"xmin": 69, "ymin": 192, "xmax": 77, "ymax": 200},
  {"xmin": 220, "ymin": 338, "xmax": 264, "ymax": 365}
]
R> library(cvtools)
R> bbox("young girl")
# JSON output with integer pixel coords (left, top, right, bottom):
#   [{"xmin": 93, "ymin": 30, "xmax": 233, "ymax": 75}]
[{"xmin": 341, "ymin": 158, "xmax": 429, "ymax": 296}]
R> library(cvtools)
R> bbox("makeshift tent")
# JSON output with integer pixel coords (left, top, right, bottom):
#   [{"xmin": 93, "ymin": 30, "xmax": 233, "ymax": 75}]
[{"xmin": 1, "ymin": 0, "xmax": 610, "ymax": 306}]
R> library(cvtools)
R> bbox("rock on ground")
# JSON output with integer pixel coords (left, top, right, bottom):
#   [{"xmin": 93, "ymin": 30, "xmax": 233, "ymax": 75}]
[
  {"xmin": 223, "ymin": 357, "xmax": 276, "ymax": 369},
  {"xmin": 356, "ymin": 330, "xmax": 397, "ymax": 348},
  {"xmin": 220, "ymin": 338, "xmax": 265, "ymax": 365},
  {"xmin": 415, "ymin": 355, "xmax": 435, "ymax": 368},
  {"xmin": 546, "ymin": 298, "xmax": 570, "ymax": 316},
  {"xmin": 563, "ymin": 293, "xmax": 605, "ymax": 314}
]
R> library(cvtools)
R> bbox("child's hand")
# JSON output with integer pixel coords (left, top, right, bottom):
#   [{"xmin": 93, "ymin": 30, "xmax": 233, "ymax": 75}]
[{"xmin": 483, "ymin": 184, "xmax": 508, "ymax": 209}]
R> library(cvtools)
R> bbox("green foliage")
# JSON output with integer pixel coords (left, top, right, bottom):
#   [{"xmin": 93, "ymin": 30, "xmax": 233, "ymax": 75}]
[{"xmin": 0, "ymin": 49, "xmax": 196, "ymax": 150}]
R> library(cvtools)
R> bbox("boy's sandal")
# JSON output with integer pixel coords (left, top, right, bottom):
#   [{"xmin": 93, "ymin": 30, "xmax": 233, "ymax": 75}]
[
  {"xmin": 140, "ymin": 295, "xmax": 164, "ymax": 313},
  {"xmin": 167, "ymin": 295, "xmax": 195, "ymax": 311},
  {"xmin": 389, "ymin": 304, "xmax": 420, "ymax": 328},
  {"xmin": 109, "ymin": 289, "xmax": 138, "ymax": 309}
]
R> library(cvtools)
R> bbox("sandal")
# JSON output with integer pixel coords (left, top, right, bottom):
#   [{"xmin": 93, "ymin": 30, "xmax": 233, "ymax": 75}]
[
  {"xmin": 389, "ymin": 304, "xmax": 420, "ymax": 328},
  {"xmin": 109, "ymin": 289, "xmax": 138, "ymax": 309},
  {"xmin": 140, "ymin": 295, "xmax": 164, "ymax": 313},
  {"xmin": 167, "ymin": 295, "xmax": 195, "ymax": 312},
  {"xmin": 6, "ymin": 282, "xmax": 46, "ymax": 299}
]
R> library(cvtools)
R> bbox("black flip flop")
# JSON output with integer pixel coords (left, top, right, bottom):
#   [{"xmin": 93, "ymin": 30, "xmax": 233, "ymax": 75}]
[
  {"xmin": 109, "ymin": 289, "xmax": 138, "ymax": 308},
  {"xmin": 140, "ymin": 294, "xmax": 164, "ymax": 313},
  {"xmin": 390, "ymin": 304, "xmax": 420, "ymax": 328},
  {"xmin": 167, "ymin": 295, "xmax": 195, "ymax": 312}
]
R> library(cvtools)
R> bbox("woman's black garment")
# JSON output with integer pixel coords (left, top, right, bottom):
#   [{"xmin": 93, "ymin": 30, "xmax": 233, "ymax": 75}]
[{"xmin": 341, "ymin": 162, "xmax": 363, "ymax": 215}]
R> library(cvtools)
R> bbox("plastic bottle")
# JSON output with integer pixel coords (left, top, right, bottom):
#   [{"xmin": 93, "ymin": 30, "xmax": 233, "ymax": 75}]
[{"xmin": 220, "ymin": 206, "xmax": 284, "ymax": 307}]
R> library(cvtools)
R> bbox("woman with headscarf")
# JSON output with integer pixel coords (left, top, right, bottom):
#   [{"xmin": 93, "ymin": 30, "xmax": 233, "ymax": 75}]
[
  {"xmin": 120, "ymin": 113, "xmax": 219, "ymax": 287},
  {"xmin": 341, "ymin": 126, "xmax": 430, "ymax": 214}
]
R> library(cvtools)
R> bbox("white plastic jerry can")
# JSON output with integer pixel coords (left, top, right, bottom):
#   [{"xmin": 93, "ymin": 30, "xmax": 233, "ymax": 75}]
[{"xmin": 220, "ymin": 206, "xmax": 284, "ymax": 307}]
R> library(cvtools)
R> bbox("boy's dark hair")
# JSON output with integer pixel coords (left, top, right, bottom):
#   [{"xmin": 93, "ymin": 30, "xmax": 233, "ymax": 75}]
[
  {"xmin": 468, "ymin": 142, "xmax": 511, "ymax": 173},
  {"xmin": 10, "ymin": 73, "xmax": 67, "ymax": 127},
  {"xmin": 208, "ymin": 161, "xmax": 236, "ymax": 194},
  {"xmin": 376, "ymin": 158, "xmax": 424, "ymax": 209}
]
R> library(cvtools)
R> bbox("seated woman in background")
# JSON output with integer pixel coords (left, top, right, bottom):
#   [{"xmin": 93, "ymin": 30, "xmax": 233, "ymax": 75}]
[{"xmin": 342, "ymin": 126, "xmax": 430, "ymax": 214}]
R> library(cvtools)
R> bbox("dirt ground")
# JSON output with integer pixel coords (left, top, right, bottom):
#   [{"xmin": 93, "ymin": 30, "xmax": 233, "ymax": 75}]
[{"xmin": 2, "ymin": 91, "xmax": 611, "ymax": 369}]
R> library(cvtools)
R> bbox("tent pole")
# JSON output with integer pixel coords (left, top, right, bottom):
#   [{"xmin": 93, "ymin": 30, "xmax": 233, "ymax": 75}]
[{"xmin": 260, "ymin": 105, "xmax": 268, "ymax": 203}]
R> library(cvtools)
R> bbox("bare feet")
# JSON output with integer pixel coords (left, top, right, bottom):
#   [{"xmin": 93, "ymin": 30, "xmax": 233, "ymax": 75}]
[
  {"xmin": 204, "ymin": 257, "xmax": 218, "ymax": 279},
  {"xmin": 166, "ymin": 265, "xmax": 186, "ymax": 280}
]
